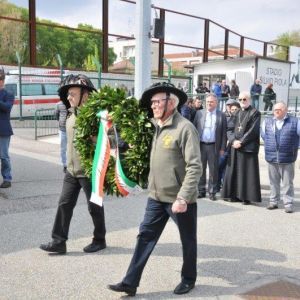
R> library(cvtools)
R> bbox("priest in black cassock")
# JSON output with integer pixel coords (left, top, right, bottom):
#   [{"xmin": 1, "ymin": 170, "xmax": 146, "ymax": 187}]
[{"xmin": 222, "ymin": 91, "xmax": 261, "ymax": 204}]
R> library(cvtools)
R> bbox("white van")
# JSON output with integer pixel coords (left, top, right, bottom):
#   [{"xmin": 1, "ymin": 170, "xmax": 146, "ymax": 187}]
[{"xmin": 4, "ymin": 70, "xmax": 62, "ymax": 118}]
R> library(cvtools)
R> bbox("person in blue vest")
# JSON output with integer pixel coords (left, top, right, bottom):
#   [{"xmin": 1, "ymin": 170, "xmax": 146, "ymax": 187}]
[
  {"xmin": 261, "ymin": 102, "xmax": 300, "ymax": 213},
  {"xmin": 0, "ymin": 67, "xmax": 14, "ymax": 189}
]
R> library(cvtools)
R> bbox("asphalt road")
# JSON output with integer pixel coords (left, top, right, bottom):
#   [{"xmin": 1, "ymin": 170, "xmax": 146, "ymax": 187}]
[{"xmin": 0, "ymin": 130, "xmax": 300, "ymax": 299}]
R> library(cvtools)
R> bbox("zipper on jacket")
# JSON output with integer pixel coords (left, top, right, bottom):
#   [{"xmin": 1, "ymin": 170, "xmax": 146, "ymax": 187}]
[{"xmin": 152, "ymin": 126, "xmax": 161, "ymax": 200}]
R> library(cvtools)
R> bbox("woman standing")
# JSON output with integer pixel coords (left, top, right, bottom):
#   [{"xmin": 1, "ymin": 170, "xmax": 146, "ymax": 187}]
[
  {"xmin": 229, "ymin": 80, "xmax": 240, "ymax": 99},
  {"xmin": 263, "ymin": 83, "xmax": 276, "ymax": 111}
]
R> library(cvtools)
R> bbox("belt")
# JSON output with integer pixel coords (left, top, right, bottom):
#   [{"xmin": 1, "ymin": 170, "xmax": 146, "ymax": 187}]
[{"xmin": 200, "ymin": 142, "xmax": 215, "ymax": 145}]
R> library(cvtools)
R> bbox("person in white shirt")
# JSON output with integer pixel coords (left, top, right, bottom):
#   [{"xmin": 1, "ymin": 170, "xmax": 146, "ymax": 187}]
[{"xmin": 193, "ymin": 93, "xmax": 227, "ymax": 200}]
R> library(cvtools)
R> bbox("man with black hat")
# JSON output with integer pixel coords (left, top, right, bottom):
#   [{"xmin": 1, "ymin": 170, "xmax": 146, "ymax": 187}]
[
  {"xmin": 108, "ymin": 82, "xmax": 202, "ymax": 297},
  {"xmin": 40, "ymin": 74, "xmax": 106, "ymax": 254},
  {"xmin": 0, "ymin": 67, "xmax": 14, "ymax": 188}
]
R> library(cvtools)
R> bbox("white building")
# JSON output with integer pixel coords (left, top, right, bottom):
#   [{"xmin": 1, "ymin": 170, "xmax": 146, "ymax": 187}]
[
  {"xmin": 193, "ymin": 56, "xmax": 292, "ymax": 107},
  {"xmin": 109, "ymin": 37, "xmax": 159, "ymax": 72}
]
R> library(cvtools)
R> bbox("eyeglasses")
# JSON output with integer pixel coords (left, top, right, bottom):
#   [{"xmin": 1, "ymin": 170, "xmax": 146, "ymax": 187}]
[
  {"xmin": 151, "ymin": 98, "xmax": 169, "ymax": 106},
  {"xmin": 238, "ymin": 98, "xmax": 248, "ymax": 102},
  {"xmin": 67, "ymin": 92, "xmax": 79, "ymax": 98}
]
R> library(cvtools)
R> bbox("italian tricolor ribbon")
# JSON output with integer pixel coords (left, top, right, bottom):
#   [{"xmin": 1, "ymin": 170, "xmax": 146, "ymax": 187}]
[{"xmin": 90, "ymin": 110, "xmax": 142, "ymax": 207}]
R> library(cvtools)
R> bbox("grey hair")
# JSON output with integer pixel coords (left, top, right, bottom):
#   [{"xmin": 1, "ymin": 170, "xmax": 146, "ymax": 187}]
[
  {"xmin": 238, "ymin": 91, "xmax": 251, "ymax": 100},
  {"xmin": 274, "ymin": 101, "xmax": 287, "ymax": 110},
  {"xmin": 169, "ymin": 93, "xmax": 179, "ymax": 108},
  {"xmin": 206, "ymin": 93, "xmax": 218, "ymax": 102}
]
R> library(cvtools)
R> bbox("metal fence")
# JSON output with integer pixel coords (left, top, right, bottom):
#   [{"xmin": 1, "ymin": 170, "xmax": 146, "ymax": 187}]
[
  {"xmin": 187, "ymin": 93, "xmax": 300, "ymax": 113},
  {"xmin": 34, "ymin": 108, "xmax": 58, "ymax": 140}
]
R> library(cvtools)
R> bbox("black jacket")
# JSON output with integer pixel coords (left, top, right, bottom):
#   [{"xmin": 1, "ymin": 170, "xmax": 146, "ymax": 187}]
[{"xmin": 228, "ymin": 106, "xmax": 261, "ymax": 153}]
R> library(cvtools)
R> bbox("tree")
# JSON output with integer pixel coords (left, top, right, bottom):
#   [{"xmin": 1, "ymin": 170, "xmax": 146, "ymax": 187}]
[
  {"xmin": 0, "ymin": 2, "xmax": 116, "ymax": 68},
  {"xmin": 0, "ymin": 0, "xmax": 27, "ymax": 64},
  {"xmin": 274, "ymin": 30, "xmax": 300, "ymax": 60}
]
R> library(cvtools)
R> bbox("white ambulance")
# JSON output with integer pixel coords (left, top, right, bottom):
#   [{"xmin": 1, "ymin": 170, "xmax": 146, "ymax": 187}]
[{"xmin": 4, "ymin": 69, "xmax": 62, "ymax": 118}]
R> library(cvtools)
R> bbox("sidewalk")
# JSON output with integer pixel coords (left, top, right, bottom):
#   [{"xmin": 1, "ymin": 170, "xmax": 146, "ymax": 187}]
[{"xmin": 1, "ymin": 128, "xmax": 300, "ymax": 300}]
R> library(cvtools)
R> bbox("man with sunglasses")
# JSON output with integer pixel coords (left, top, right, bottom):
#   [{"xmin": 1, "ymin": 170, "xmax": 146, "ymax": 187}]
[
  {"xmin": 222, "ymin": 92, "xmax": 261, "ymax": 205},
  {"xmin": 108, "ymin": 82, "xmax": 202, "ymax": 297}
]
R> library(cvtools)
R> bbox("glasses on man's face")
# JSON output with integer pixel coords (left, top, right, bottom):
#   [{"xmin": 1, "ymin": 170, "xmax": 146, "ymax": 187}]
[
  {"xmin": 239, "ymin": 98, "xmax": 248, "ymax": 102},
  {"xmin": 67, "ymin": 92, "xmax": 79, "ymax": 98},
  {"xmin": 151, "ymin": 98, "xmax": 168, "ymax": 106}
]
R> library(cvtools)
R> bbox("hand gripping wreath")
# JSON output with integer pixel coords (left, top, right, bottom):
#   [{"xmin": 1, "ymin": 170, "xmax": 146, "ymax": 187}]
[{"xmin": 74, "ymin": 85, "xmax": 154, "ymax": 201}]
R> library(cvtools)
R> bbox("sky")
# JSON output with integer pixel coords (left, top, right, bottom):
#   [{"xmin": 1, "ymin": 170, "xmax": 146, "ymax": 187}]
[{"xmin": 8, "ymin": 0, "xmax": 300, "ymax": 54}]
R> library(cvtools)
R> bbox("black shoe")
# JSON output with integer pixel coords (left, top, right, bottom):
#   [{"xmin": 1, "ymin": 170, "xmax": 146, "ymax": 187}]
[
  {"xmin": 243, "ymin": 200, "xmax": 251, "ymax": 205},
  {"xmin": 224, "ymin": 198, "xmax": 236, "ymax": 202},
  {"xmin": 108, "ymin": 282, "xmax": 136, "ymax": 296},
  {"xmin": 174, "ymin": 282, "xmax": 195, "ymax": 295},
  {"xmin": 228, "ymin": 198, "xmax": 237, "ymax": 202},
  {"xmin": 198, "ymin": 192, "xmax": 206, "ymax": 198},
  {"xmin": 63, "ymin": 166, "xmax": 67, "ymax": 173},
  {"xmin": 0, "ymin": 181, "xmax": 11, "ymax": 188},
  {"xmin": 83, "ymin": 241, "xmax": 106, "ymax": 253},
  {"xmin": 209, "ymin": 194, "xmax": 217, "ymax": 201},
  {"xmin": 40, "ymin": 241, "xmax": 66, "ymax": 254}
]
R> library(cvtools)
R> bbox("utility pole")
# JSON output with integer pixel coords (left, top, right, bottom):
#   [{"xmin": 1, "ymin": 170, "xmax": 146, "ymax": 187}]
[{"xmin": 134, "ymin": 0, "xmax": 152, "ymax": 99}]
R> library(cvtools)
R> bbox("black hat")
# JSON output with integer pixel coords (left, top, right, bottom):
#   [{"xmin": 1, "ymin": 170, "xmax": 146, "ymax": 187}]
[
  {"xmin": 140, "ymin": 82, "xmax": 187, "ymax": 117},
  {"xmin": 58, "ymin": 74, "xmax": 97, "ymax": 108},
  {"xmin": 226, "ymin": 98, "xmax": 237, "ymax": 106}
]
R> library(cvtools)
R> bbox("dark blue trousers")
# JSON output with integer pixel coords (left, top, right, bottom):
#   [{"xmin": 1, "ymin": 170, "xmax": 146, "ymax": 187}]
[{"xmin": 122, "ymin": 198, "xmax": 197, "ymax": 288}]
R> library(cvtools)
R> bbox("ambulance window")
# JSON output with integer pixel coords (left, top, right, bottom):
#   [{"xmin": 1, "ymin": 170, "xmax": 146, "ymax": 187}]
[
  {"xmin": 22, "ymin": 84, "xmax": 43, "ymax": 96},
  {"xmin": 44, "ymin": 83, "xmax": 59, "ymax": 95},
  {"xmin": 4, "ymin": 84, "xmax": 17, "ymax": 96}
]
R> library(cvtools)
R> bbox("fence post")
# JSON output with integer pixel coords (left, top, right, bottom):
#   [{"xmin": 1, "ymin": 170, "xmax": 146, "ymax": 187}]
[
  {"xmin": 92, "ymin": 57, "xmax": 102, "ymax": 89},
  {"xmin": 188, "ymin": 75, "xmax": 193, "ymax": 94},
  {"xmin": 296, "ymin": 96, "xmax": 298, "ymax": 112},
  {"xmin": 56, "ymin": 54, "xmax": 63, "ymax": 81},
  {"xmin": 34, "ymin": 109, "xmax": 38, "ymax": 140},
  {"xmin": 16, "ymin": 51, "xmax": 23, "ymax": 120},
  {"xmin": 163, "ymin": 58, "xmax": 172, "ymax": 83}
]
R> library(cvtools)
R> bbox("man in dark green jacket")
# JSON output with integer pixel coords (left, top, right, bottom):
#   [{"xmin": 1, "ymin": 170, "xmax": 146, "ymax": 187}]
[
  {"xmin": 40, "ymin": 74, "xmax": 106, "ymax": 254},
  {"xmin": 108, "ymin": 82, "xmax": 202, "ymax": 297}
]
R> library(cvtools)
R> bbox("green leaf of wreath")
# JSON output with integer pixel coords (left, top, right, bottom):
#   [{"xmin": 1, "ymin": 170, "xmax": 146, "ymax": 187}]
[{"xmin": 74, "ymin": 85, "xmax": 154, "ymax": 196}]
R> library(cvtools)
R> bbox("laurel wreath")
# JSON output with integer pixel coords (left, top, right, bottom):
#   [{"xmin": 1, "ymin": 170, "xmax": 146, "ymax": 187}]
[{"xmin": 74, "ymin": 85, "xmax": 154, "ymax": 196}]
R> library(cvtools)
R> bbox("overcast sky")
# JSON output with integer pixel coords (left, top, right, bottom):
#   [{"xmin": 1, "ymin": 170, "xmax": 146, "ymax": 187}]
[{"xmin": 9, "ymin": 0, "xmax": 300, "ymax": 54}]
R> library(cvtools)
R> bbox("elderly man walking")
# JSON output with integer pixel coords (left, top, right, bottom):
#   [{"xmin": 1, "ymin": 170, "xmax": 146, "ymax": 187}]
[
  {"xmin": 108, "ymin": 82, "xmax": 202, "ymax": 297},
  {"xmin": 261, "ymin": 102, "xmax": 300, "ymax": 213}
]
